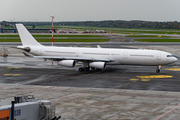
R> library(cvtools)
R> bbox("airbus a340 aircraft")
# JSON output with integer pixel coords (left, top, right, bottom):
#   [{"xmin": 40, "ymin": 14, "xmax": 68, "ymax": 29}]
[{"xmin": 16, "ymin": 24, "xmax": 177, "ymax": 73}]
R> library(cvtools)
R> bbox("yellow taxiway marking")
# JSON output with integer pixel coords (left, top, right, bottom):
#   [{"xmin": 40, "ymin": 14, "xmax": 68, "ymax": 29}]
[
  {"xmin": 12, "ymin": 74, "xmax": 22, "ymax": 76},
  {"xmin": 126, "ymin": 83, "xmax": 129, "ymax": 85},
  {"xmin": 136, "ymin": 75, "xmax": 173, "ymax": 79},
  {"xmin": 129, "ymin": 79, "xmax": 139, "ymax": 81},
  {"xmin": 172, "ymin": 66, "xmax": 179, "ymax": 68},
  {"xmin": 7, "ymin": 67, "xmax": 14, "ymax": 69},
  {"xmin": 67, "ymin": 101, "xmax": 73, "ymax": 103},
  {"xmin": 100, "ymin": 91, "xmax": 105, "ymax": 93},
  {"xmin": 79, "ymin": 97, "xmax": 85, "ymax": 100},
  {"xmin": 4, "ymin": 74, "xmax": 22, "ymax": 76},
  {"xmin": 90, "ymin": 94, "xmax": 96, "ymax": 96},
  {"xmin": 163, "ymin": 68, "xmax": 180, "ymax": 71},
  {"xmin": 7, "ymin": 67, "xmax": 22, "ymax": 69},
  {"xmin": 118, "ymin": 85, "xmax": 122, "ymax": 88},
  {"xmin": 15, "ymin": 67, "xmax": 22, "ymax": 69},
  {"xmin": 110, "ymin": 88, "xmax": 114, "ymax": 90},
  {"xmin": 4, "ymin": 74, "xmax": 13, "ymax": 76},
  {"xmin": 141, "ymin": 79, "xmax": 151, "ymax": 82}
]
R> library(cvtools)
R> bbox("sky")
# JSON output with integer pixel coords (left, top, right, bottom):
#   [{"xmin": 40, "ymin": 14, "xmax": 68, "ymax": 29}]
[{"xmin": 1, "ymin": 0, "xmax": 180, "ymax": 22}]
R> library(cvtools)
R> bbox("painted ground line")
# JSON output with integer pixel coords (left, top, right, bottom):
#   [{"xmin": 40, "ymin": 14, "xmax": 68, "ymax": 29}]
[
  {"xmin": 118, "ymin": 85, "xmax": 122, "ymax": 87},
  {"xmin": 155, "ymin": 104, "xmax": 180, "ymax": 120}
]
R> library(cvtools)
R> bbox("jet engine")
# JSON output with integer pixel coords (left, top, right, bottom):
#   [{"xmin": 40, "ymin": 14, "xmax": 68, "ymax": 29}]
[
  {"xmin": 89, "ymin": 62, "xmax": 106, "ymax": 69},
  {"xmin": 58, "ymin": 60, "xmax": 75, "ymax": 67},
  {"xmin": 24, "ymin": 47, "xmax": 31, "ymax": 52}
]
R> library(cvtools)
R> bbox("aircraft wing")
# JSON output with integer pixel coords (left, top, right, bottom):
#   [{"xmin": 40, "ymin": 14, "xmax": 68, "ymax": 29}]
[{"xmin": 22, "ymin": 52, "xmax": 114, "ymax": 62}]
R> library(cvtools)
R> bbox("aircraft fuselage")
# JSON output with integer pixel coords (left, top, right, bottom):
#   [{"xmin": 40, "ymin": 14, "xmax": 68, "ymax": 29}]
[{"xmin": 29, "ymin": 46, "xmax": 177, "ymax": 66}]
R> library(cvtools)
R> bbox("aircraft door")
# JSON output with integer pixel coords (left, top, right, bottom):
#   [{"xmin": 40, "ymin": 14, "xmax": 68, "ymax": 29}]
[
  {"xmin": 40, "ymin": 48, "xmax": 44, "ymax": 55},
  {"xmin": 123, "ymin": 52, "xmax": 128, "ymax": 59},
  {"xmin": 156, "ymin": 53, "xmax": 161, "ymax": 60},
  {"xmin": 76, "ymin": 51, "xmax": 79, "ymax": 57}
]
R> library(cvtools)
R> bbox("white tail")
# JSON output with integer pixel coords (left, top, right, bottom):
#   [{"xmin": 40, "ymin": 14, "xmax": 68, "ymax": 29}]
[{"xmin": 16, "ymin": 24, "xmax": 42, "ymax": 46}]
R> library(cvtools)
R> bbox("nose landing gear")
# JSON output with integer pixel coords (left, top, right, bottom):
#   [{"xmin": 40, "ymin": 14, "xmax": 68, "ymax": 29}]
[
  {"xmin": 156, "ymin": 69, "xmax": 160, "ymax": 73},
  {"xmin": 156, "ymin": 65, "xmax": 161, "ymax": 73}
]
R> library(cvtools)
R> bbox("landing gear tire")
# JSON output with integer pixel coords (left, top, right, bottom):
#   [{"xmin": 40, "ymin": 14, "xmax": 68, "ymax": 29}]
[
  {"xmin": 84, "ymin": 67, "xmax": 90, "ymax": 71},
  {"xmin": 79, "ymin": 67, "xmax": 84, "ymax": 72},
  {"xmin": 79, "ymin": 67, "xmax": 90, "ymax": 72},
  {"xmin": 91, "ymin": 67, "xmax": 96, "ymax": 70},
  {"xmin": 156, "ymin": 69, "xmax": 160, "ymax": 73}
]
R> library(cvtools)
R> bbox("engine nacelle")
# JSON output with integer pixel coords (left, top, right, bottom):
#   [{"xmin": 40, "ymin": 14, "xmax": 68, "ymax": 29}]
[
  {"xmin": 58, "ymin": 60, "xmax": 75, "ymax": 67},
  {"xmin": 89, "ymin": 62, "xmax": 106, "ymax": 69}
]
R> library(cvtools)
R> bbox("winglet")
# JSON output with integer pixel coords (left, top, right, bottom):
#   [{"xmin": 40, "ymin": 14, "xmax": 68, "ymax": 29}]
[{"xmin": 22, "ymin": 52, "xmax": 33, "ymax": 57}]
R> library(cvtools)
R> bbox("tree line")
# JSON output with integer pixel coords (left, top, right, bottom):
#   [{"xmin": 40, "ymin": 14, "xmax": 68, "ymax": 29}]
[{"xmin": 1, "ymin": 20, "xmax": 180, "ymax": 29}]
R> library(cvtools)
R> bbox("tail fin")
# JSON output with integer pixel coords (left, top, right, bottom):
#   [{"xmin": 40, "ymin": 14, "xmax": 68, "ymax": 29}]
[{"xmin": 16, "ymin": 24, "xmax": 42, "ymax": 46}]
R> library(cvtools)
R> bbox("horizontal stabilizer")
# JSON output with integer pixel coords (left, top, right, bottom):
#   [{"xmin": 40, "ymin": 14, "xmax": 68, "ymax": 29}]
[{"xmin": 22, "ymin": 52, "xmax": 33, "ymax": 57}]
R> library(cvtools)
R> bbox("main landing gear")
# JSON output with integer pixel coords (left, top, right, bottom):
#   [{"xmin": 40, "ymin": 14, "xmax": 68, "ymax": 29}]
[
  {"xmin": 79, "ymin": 67, "xmax": 90, "ymax": 72},
  {"xmin": 78, "ymin": 62, "xmax": 92, "ymax": 72},
  {"xmin": 78, "ymin": 67, "xmax": 99, "ymax": 72},
  {"xmin": 156, "ymin": 65, "xmax": 161, "ymax": 73}
]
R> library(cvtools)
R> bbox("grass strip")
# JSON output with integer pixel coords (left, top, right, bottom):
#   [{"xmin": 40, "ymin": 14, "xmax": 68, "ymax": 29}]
[
  {"xmin": 0, "ymin": 35, "xmax": 106, "ymax": 37},
  {"xmin": 126, "ymin": 35, "xmax": 173, "ymax": 38},
  {"xmin": 135, "ymin": 39, "xmax": 180, "ymax": 42},
  {"xmin": 0, "ymin": 39, "xmax": 110, "ymax": 42},
  {"xmin": 111, "ymin": 30, "xmax": 180, "ymax": 35}
]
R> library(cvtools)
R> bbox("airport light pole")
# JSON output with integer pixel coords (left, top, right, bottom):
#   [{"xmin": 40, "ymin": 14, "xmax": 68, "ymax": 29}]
[
  {"xmin": 63, "ymin": 20, "xmax": 64, "ymax": 30},
  {"xmin": 110, "ymin": 25, "xmax": 111, "ymax": 33},
  {"xmin": 83, "ymin": 24, "xmax": 84, "ymax": 31},
  {"xmin": 50, "ymin": 16, "xmax": 54, "ymax": 46},
  {"xmin": 35, "ymin": 19, "xmax": 36, "ymax": 29}
]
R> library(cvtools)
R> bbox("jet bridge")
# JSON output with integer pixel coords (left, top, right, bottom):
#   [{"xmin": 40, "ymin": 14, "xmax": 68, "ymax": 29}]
[{"xmin": 0, "ymin": 95, "xmax": 61, "ymax": 120}]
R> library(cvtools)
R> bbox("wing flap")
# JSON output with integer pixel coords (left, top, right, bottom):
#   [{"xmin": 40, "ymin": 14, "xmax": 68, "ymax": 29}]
[
  {"xmin": 22, "ymin": 52, "xmax": 114, "ymax": 62},
  {"xmin": 34, "ymin": 56, "xmax": 113, "ymax": 62}
]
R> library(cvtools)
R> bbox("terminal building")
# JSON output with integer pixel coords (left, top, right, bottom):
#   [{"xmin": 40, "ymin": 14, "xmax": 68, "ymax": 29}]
[
  {"xmin": 0, "ymin": 28, "xmax": 56, "ymax": 33},
  {"xmin": 0, "ymin": 21, "xmax": 56, "ymax": 33}
]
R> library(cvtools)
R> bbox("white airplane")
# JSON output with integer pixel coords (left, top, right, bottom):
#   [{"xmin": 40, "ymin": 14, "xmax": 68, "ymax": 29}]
[{"xmin": 16, "ymin": 24, "xmax": 177, "ymax": 73}]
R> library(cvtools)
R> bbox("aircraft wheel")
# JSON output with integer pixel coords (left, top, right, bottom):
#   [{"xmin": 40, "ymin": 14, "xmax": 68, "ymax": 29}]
[
  {"xmin": 91, "ymin": 67, "xmax": 96, "ymax": 70},
  {"xmin": 156, "ymin": 69, "xmax": 160, "ymax": 73},
  {"xmin": 79, "ymin": 67, "xmax": 84, "ymax": 72},
  {"xmin": 84, "ymin": 67, "xmax": 90, "ymax": 71}
]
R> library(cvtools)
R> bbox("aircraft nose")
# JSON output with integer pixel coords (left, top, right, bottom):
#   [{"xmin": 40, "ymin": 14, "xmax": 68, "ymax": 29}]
[{"xmin": 172, "ymin": 57, "xmax": 178, "ymax": 63}]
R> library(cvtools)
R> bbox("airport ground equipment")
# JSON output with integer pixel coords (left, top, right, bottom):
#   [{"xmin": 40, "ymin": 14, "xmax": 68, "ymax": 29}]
[{"xmin": 0, "ymin": 95, "xmax": 61, "ymax": 120}]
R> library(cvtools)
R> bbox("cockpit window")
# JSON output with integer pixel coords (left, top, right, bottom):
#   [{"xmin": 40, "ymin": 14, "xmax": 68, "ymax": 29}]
[{"xmin": 167, "ymin": 55, "xmax": 173, "ymax": 57}]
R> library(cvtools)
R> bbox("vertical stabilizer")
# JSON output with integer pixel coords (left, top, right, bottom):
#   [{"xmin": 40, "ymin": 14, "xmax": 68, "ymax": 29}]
[{"xmin": 16, "ymin": 24, "xmax": 42, "ymax": 46}]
